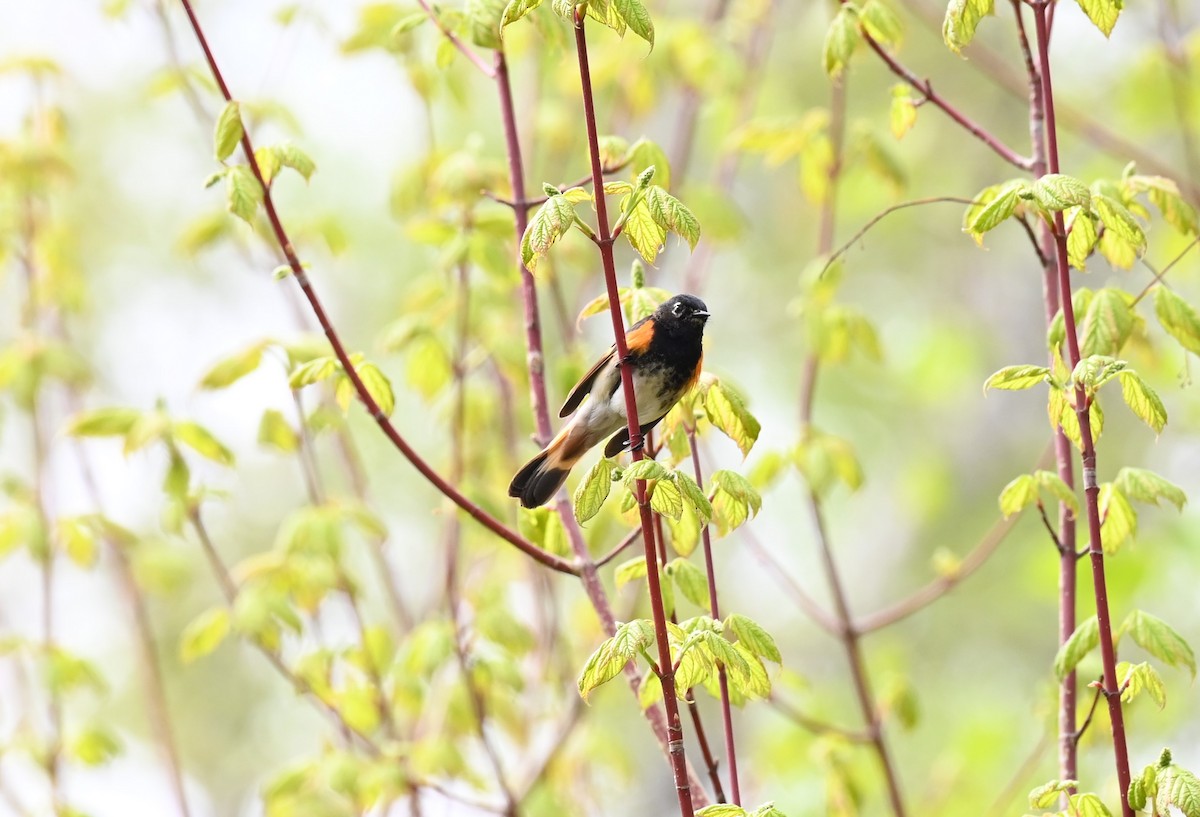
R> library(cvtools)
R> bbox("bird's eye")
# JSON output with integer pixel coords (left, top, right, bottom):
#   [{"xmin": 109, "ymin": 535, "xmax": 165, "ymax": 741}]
[{"xmin": 671, "ymin": 302, "xmax": 684, "ymax": 317}]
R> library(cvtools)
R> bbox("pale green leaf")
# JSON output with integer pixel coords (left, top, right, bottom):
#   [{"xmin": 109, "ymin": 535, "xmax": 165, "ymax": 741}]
[
  {"xmin": 200, "ymin": 342, "xmax": 266, "ymax": 389},
  {"xmin": 703, "ymin": 380, "xmax": 760, "ymax": 457},
  {"xmin": 213, "ymin": 100, "xmax": 244, "ymax": 161},
  {"xmin": 727, "ymin": 613, "xmax": 782, "ymax": 663},
  {"xmin": 1098, "ymin": 483, "xmax": 1137, "ymax": 554},
  {"xmin": 998, "ymin": 473, "xmax": 1037, "ymax": 517},
  {"xmin": 1115, "ymin": 467, "xmax": 1186, "ymax": 511},
  {"xmin": 1117, "ymin": 370, "xmax": 1167, "ymax": 434},
  {"xmin": 1054, "ymin": 615, "xmax": 1099, "ymax": 679},
  {"xmin": 1074, "ymin": 0, "xmax": 1122, "ymax": 37},
  {"xmin": 983, "ymin": 364, "xmax": 1050, "ymax": 392},
  {"xmin": 173, "ymin": 421, "xmax": 235, "ymax": 466},
  {"xmin": 180, "ymin": 606, "xmax": 231, "ymax": 663},
  {"xmin": 823, "ymin": 4, "xmax": 861, "ymax": 77},
  {"xmin": 574, "ymin": 458, "xmax": 616, "ymax": 523},
  {"xmin": 1123, "ymin": 609, "xmax": 1196, "ymax": 677},
  {"xmin": 1154, "ymin": 286, "xmax": 1200, "ymax": 356},
  {"xmin": 943, "ymin": 0, "xmax": 995, "ymax": 54}
]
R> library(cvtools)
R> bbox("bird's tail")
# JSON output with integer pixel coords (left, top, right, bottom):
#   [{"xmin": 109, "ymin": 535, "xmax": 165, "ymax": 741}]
[{"xmin": 508, "ymin": 421, "xmax": 595, "ymax": 508}]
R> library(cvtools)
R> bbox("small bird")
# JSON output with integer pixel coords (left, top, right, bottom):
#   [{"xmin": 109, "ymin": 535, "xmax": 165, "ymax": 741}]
[{"xmin": 509, "ymin": 293, "xmax": 710, "ymax": 509}]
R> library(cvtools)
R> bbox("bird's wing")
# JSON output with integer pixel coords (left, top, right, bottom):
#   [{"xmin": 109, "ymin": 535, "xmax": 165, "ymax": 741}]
[
  {"xmin": 559, "ymin": 314, "xmax": 655, "ymax": 418},
  {"xmin": 559, "ymin": 345, "xmax": 615, "ymax": 418}
]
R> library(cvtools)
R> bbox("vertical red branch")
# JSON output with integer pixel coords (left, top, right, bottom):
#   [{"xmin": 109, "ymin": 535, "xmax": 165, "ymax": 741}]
[
  {"xmin": 1031, "ymin": 4, "xmax": 1133, "ymax": 813},
  {"xmin": 571, "ymin": 10, "xmax": 695, "ymax": 816},
  {"xmin": 1010, "ymin": 0, "xmax": 1080, "ymax": 788}
]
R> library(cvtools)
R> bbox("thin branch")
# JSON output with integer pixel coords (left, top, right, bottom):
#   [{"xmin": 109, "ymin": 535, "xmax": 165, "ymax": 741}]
[
  {"xmin": 857, "ymin": 511, "xmax": 1023, "ymax": 633},
  {"xmin": 741, "ymin": 525, "xmax": 840, "ymax": 635},
  {"xmin": 821, "ymin": 196, "xmax": 979, "ymax": 274},
  {"xmin": 1131, "ymin": 237, "xmax": 1200, "ymax": 306},
  {"xmin": 594, "ymin": 526, "xmax": 644, "ymax": 568},
  {"xmin": 984, "ymin": 731, "xmax": 1053, "ymax": 817},
  {"xmin": 413, "ymin": 0, "xmax": 497, "ymax": 78},
  {"xmin": 769, "ymin": 696, "xmax": 872, "ymax": 743},
  {"xmin": 851, "ymin": 25, "xmax": 1032, "ymax": 170},
  {"xmin": 176, "ymin": 0, "xmax": 577, "ymax": 577},
  {"xmin": 687, "ymin": 427, "xmax": 739, "ymax": 804},
  {"xmin": 1072, "ymin": 681, "xmax": 1105, "ymax": 747}
]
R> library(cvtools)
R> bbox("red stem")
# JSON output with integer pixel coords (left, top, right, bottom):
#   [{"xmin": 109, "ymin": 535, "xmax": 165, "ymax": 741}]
[
  {"xmin": 571, "ymin": 10, "xmax": 695, "ymax": 815},
  {"xmin": 495, "ymin": 50, "xmax": 553, "ymax": 445},
  {"xmin": 177, "ymin": 0, "xmax": 576, "ymax": 577},
  {"xmin": 1011, "ymin": 0, "xmax": 1080, "ymax": 790},
  {"xmin": 688, "ymin": 427, "xmax": 740, "ymax": 804},
  {"xmin": 1031, "ymin": 5, "xmax": 1132, "ymax": 813}
]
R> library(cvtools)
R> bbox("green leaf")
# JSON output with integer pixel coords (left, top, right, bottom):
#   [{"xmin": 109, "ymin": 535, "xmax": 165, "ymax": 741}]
[
  {"xmin": 516, "ymin": 507, "xmax": 569, "ymax": 556},
  {"xmin": 621, "ymin": 199, "xmax": 667, "ymax": 262},
  {"xmin": 1117, "ymin": 370, "xmax": 1167, "ymax": 434},
  {"xmin": 1098, "ymin": 483, "xmax": 1137, "ymax": 553},
  {"xmin": 1079, "ymin": 288, "xmax": 1134, "ymax": 357},
  {"xmin": 644, "ymin": 186, "xmax": 701, "ymax": 251},
  {"xmin": 666, "ymin": 558, "xmax": 709, "ymax": 608},
  {"xmin": 66, "ymin": 407, "xmax": 141, "ymax": 437},
  {"xmin": 696, "ymin": 804, "xmax": 748, "ymax": 817},
  {"xmin": 173, "ymin": 421, "xmax": 236, "ymax": 466},
  {"xmin": 1123, "ymin": 609, "xmax": 1196, "ymax": 677},
  {"xmin": 578, "ymin": 620, "xmax": 655, "ymax": 701},
  {"xmin": 823, "ymin": 4, "xmax": 861, "ymax": 77},
  {"xmin": 614, "ymin": 556, "xmax": 648, "ymax": 587},
  {"xmin": 355, "ymin": 361, "xmax": 395, "ymax": 417},
  {"xmin": 964, "ymin": 179, "xmax": 1026, "ymax": 242},
  {"xmin": 674, "ymin": 470, "xmax": 713, "ymax": 523},
  {"xmin": 998, "ymin": 473, "xmax": 1037, "ymax": 517},
  {"xmin": 642, "ymin": 476, "xmax": 679, "ymax": 521},
  {"xmin": 289, "ymin": 355, "xmax": 339, "ymax": 388},
  {"xmin": 574, "ymin": 457, "xmax": 616, "ymax": 523},
  {"xmin": 391, "ymin": 11, "xmax": 430, "ymax": 37},
  {"xmin": 623, "ymin": 458, "xmax": 668, "ymax": 485},
  {"xmin": 613, "ymin": 0, "xmax": 654, "ymax": 47},
  {"xmin": 1137, "ymin": 175, "xmax": 1199, "ymax": 235},
  {"xmin": 889, "ymin": 84, "xmax": 917, "ymax": 139},
  {"xmin": 213, "ymin": 100, "xmax": 244, "ymax": 161},
  {"xmin": 727, "ymin": 613, "xmax": 782, "ymax": 663},
  {"xmin": 1035, "ymin": 470, "xmax": 1080, "ymax": 516},
  {"xmin": 1068, "ymin": 793, "xmax": 1113, "ymax": 817},
  {"xmin": 628, "ymin": 137, "xmax": 671, "ymax": 191},
  {"xmin": 465, "ymin": 0, "xmax": 505, "ymax": 48},
  {"xmin": 793, "ymin": 429, "xmax": 864, "ymax": 495},
  {"xmin": 179, "ymin": 606, "xmax": 231, "ymax": 663},
  {"xmin": 750, "ymin": 804, "xmax": 789, "ymax": 817},
  {"xmin": 1066, "ymin": 208, "xmax": 1098, "ymax": 269},
  {"xmin": 520, "ymin": 194, "xmax": 577, "ymax": 271},
  {"xmin": 1158, "ymin": 765, "xmax": 1200, "ymax": 817},
  {"xmin": 1074, "ymin": 0, "xmax": 1122, "ymax": 37},
  {"xmin": 68, "ymin": 725, "xmax": 122, "ymax": 766},
  {"xmin": 1054, "ymin": 615, "xmax": 1099, "ymax": 680},
  {"xmin": 1031, "ymin": 173, "xmax": 1092, "ymax": 214},
  {"xmin": 982, "ymin": 364, "xmax": 1050, "ymax": 392},
  {"xmin": 199, "ymin": 342, "xmax": 265, "ymax": 389},
  {"xmin": 254, "ymin": 146, "xmax": 282, "ymax": 186},
  {"xmin": 1128, "ymin": 763, "xmax": 1156, "ymax": 810},
  {"xmin": 1117, "ymin": 661, "xmax": 1166, "ymax": 709},
  {"xmin": 1029, "ymin": 779, "xmax": 1080, "ymax": 809},
  {"xmin": 1154, "ymin": 286, "xmax": 1200, "ymax": 356},
  {"xmin": 501, "ymin": 0, "xmax": 543, "ymax": 30},
  {"xmin": 278, "ymin": 143, "xmax": 316, "ymax": 182},
  {"xmin": 1095, "ymin": 193, "xmax": 1146, "ymax": 256},
  {"xmin": 56, "ymin": 517, "xmax": 98, "ymax": 568},
  {"xmin": 709, "ymin": 470, "xmax": 762, "ymax": 537},
  {"xmin": 703, "ymin": 380, "xmax": 760, "ymax": 457},
  {"xmin": 1115, "ymin": 467, "xmax": 1186, "ymax": 511},
  {"xmin": 258, "ymin": 409, "xmax": 300, "ymax": 453},
  {"xmin": 860, "ymin": 0, "xmax": 902, "ymax": 47},
  {"xmin": 226, "ymin": 165, "xmax": 263, "ymax": 224},
  {"xmin": 943, "ymin": 0, "xmax": 995, "ymax": 54}
]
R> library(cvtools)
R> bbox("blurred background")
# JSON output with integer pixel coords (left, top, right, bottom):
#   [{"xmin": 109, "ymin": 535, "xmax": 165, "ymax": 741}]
[{"xmin": 0, "ymin": 0, "xmax": 1198, "ymax": 815}]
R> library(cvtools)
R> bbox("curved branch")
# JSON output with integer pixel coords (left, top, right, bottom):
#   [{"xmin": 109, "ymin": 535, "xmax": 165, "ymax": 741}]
[
  {"xmin": 177, "ymin": 0, "xmax": 576, "ymax": 577},
  {"xmin": 821, "ymin": 196, "xmax": 978, "ymax": 274}
]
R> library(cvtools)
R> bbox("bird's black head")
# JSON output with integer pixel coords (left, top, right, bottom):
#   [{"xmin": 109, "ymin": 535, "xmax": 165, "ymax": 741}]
[{"xmin": 655, "ymin": 294, "xmax": 710, "ymax": 333}]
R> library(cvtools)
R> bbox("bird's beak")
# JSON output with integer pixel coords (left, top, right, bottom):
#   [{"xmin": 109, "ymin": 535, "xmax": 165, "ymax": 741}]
[{"xmin": 694, "ymin": 310, "xmax": 710, "ymax": 319}]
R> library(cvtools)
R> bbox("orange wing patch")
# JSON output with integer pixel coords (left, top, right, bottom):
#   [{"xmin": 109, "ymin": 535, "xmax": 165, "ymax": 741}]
[{"xmin": 624, "ymin": 319, "xmax": 655, "ymax": 356}]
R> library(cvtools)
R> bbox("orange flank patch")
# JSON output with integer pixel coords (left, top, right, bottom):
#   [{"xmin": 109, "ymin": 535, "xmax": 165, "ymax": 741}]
[
  {"xmin": 624, "ymin": 320, "xmax": 655, "ymax": 356},
  {"xmin": 684, "ymin": 351, "xmax": 704, "ymax": 393}
]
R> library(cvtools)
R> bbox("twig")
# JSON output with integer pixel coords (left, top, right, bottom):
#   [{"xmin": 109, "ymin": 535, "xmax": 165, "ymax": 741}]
[
  {"xmin": 413, "ymin": 0, "xmax": 497, "ymax": 78},
  {"xmin": 1072, "ymin": 681, "xmax": 1105, "ymax": 747},
  {"xmin": 769, "ymin": 696, "xmax": 872, "ymax": 743},
  {"xmin": 1131, "ymin": 237, "xmax": 1200, "ymax": 306},
  {"xmin": 850, "ymin": 21, "xmax": 1032, "ymax": 170},
  {"xmin": 176, "ymin": 0, "xmax": 577, "ymax": 577},
  {"xmin": 741, "ymin": 525, "xmax": 840, "ymax": 636},
  {"xmin": 821, "ymin": 196, "xmax": 979, "ymax": 275}
]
